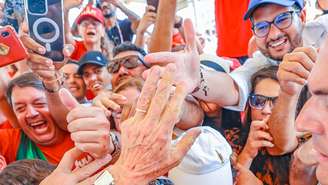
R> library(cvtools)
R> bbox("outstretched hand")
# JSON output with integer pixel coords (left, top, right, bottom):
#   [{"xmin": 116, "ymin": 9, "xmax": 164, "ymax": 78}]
[{"xmin": 143, "ymin": 19, "xmax": 200, "ymax": 93}]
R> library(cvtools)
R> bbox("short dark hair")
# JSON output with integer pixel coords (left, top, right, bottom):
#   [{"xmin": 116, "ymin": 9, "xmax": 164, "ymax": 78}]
[
  {"xmin": 113, "ymin": 42, "xmax": 147, "ymax": 57},
  {"xmin": 6, "ymin": 72, "xmax": 44, "ymax": 107},
  {"xmin": 0, "ymin": 159, "xmax": 55, "ymax": 185}
]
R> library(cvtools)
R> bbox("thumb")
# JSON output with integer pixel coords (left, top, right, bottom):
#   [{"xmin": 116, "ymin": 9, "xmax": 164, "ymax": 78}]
[
  {"xmin": 57, "ymin": 147, "xmax": 83, "ymax": 172},
  {"xmin": 173, "ymin": 128, "xmax": 201, "ymax": 163},
  {"xmin": 183, "ymin": 18, "xmax": 197, "ymax": 53},
  {"xmin": 59, "ymin": 88, "xmax": 80, "ymax": 111}
]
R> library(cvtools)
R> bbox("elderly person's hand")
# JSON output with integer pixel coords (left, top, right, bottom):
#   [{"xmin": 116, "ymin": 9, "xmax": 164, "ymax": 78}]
[
  {"xmin": 40, "ymin": 148, "xmax": 112, "ymax": 185},
  {"xmin": 78, "ymin": 64, "xmax": 201, "ymax": 185}
]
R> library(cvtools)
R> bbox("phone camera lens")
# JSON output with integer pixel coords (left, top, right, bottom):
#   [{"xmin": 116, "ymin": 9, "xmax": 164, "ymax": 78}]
[{"xmin": 1, "ymin": 31, "xmax": 9, "ymax": 37}]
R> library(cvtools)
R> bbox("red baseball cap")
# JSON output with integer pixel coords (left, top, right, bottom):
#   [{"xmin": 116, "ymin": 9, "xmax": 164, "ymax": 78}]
[{"xmin": 76, "ymin": 5, "xmax": 105, "ymax": 25}]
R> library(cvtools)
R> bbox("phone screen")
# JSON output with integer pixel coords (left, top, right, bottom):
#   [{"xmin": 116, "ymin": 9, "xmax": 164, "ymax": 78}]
[{"xmin": 147, "ymin": 0, "xmax": 159, "ymax": 12}]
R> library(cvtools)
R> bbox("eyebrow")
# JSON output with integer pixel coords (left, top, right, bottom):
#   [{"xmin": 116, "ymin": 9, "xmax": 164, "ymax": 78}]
[{"xmin": 14, "ymin": 97, "xmax": 46, "ymax": 106}]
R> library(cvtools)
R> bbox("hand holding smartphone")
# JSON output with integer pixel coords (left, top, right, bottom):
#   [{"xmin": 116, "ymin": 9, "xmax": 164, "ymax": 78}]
[
  {"xmin": 0, "ymin": 26, "xmax": 28, "ymax": 67},
  {"xmin": 25, "ymin": 0, "xmax": 65, "ymax": 62},
  {"xmin": 147, "ymin": 0, "xmax": 159, "ymax": 12}
]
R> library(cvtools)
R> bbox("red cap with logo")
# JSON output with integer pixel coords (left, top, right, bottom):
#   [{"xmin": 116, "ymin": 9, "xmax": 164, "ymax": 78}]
[{"xmin": 76, "ymin": 5, "xmax": 105, "ymax": 25}]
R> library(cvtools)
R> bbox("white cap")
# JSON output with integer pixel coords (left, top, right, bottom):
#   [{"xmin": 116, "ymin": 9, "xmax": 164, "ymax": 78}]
[{"xmin": 168, "ymin": 127, "xmax": 233, "ymax": 185}]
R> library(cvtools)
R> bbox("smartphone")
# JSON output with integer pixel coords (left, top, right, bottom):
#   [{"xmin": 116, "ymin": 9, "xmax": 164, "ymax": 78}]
[
  {"xmin": 0, "ymin": 26, "xmax": 28, "ymax": 67},
  {"xmin": 25, "ymin": 0, "xmax": 65, "ymax": 62},
  {"xmin": 147, "ymin": 0, "xmax": 159, "ymax": 12}
]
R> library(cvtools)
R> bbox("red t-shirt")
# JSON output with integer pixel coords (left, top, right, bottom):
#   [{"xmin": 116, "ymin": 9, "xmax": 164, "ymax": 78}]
[
  {"xmin": 215, "ymin": 0, "xmax": 253, "ymax": 58},
  {"xmin": 70, "ymin": 40, "xmax": 88, "ymax": 61},
  {"xmin": 0, "ymin": 129, "xmax": 74, "ymax": 165},
  {"xmin": 0, "ymin": 120, "xmax": 12, "ymax": 130}
]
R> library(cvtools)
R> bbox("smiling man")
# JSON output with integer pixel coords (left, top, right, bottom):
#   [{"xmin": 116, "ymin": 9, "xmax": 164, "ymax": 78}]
[
  {"xmin": 78, "ymin": 51, "xmax": 112, "ymax": 96},
  {"xmin": 0, "ymin": 73, "xmax": 73, "ymax": 165},
  {"xmin": 0, "ymin": 73, "xmax": 113, "ymax": 165}
]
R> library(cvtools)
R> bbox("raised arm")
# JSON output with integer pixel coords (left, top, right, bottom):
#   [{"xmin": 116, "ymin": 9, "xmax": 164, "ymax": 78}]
[
  {"xmin": 63, "ymin": 0, "xmax": 83, "ymax": 45},
  {"xmin": 267, "ymin": 47, "xmax": 316, "ymax": 155},
  {"xmin": 148, "ymin": 0, "xmax": 177, "ymax": 52},
  {"xmin": 134, "ymin": 6, "xmax": 156, "ymax": 48}
]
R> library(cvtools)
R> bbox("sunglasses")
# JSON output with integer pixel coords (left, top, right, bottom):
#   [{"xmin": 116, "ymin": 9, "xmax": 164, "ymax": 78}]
[
  {"xmin": 249, "ymin": 93, "xmax": 278, "ymax": 110},
  {"xmin": 107, "ymin": 55, "xmax": 149, "ymax": 73},
  {"xmin": 252, "ymin": 11, "xmax": 298, "ymax": 38}
]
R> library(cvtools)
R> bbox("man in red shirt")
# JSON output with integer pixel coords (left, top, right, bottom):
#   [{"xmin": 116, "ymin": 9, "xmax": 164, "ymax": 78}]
[{"xmin": 0, "ymin": 73, "xmax": 113, "ymax": 165}]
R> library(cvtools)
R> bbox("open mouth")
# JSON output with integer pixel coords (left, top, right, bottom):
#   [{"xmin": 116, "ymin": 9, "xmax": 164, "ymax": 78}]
[
  {"xmin": 92, "ymin": 83, "xmax": 102, "ymax": 91},
  {"xmin": 68, "ymin": 85, "xmax": 79, "ymax": 92},
  {"xmin": 86, "ymin": 31, "xmax": 96, "ymax": 36},
  {"xmin": 29, "ymin": 120, "xmax": 48, "ymax": 134},
  {"xmin": 268, "ymin": 37, "xmax": 288, "ymax": 49}
]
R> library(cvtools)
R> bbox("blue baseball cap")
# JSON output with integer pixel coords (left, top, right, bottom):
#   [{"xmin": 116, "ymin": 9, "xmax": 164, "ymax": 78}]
[
  {"xmin": 244, "ymin": 0, "xmax": 304, "ymax": 20},
  {"xmin": 78, "ymin": 51, "xmax": 109, "ymax": 75}
]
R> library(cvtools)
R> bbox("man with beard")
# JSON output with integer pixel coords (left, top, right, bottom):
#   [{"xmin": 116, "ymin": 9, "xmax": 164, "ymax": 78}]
[
  {"xmin": 94, "ymin": 42, "xmax": 204, "ymax": 130},
  {"xmin": 146, "ymin": 0, "xmax": 318, "ymax": 156}
]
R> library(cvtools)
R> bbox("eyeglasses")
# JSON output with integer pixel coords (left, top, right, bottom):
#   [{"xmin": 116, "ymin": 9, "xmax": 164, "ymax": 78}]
[
  {"xmin": 252, "ymin": 11, "xmax": 299, "ymax": 38},
  {"xmin": 248, "ymin": 93, "xmax": 278, "ymax": 110},
  {"xmin": 107, "ymin": 55, "xmax": 149, "ymax": 73}
]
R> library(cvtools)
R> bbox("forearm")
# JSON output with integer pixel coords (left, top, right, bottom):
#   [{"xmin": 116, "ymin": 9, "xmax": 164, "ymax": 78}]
[
  {"xmin": 44, "ymin": 82, "xmax": 69, "ymax": 131},
  {"xmin": 116, "ymin": 1, "xmax": 139, "ymax": 21},
  {"xmin": 267, "ymin": 91, "xmax": 299, "ymax": 155},
  {"xmin": 134, "ymin": 31, "xmax": 146, "ymax": 48},
  {"xmin": 148, "ymin": 0, "xmax": 177, "ymax": 52},
  {"xmin": 237, "ymin": 151, "xmax": 254, "ymax": 169},
  {"xmin": 176, "ymin": 99, "xmax": 204, "ymax": 130},
  {"xmin": 192, "ymin": 70, "xmax": 240, "ymax": 106},
  {"xmin": 64, "ymin": 9, "xmax": 75, "ymax": 45}
]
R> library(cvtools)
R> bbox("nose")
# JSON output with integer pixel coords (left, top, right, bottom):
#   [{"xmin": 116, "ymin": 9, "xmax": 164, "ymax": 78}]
[
  {"xmin": 118, "ymin": 66, "xmax": 129, "ymax": 76},
  {"xmin": 262, "ymin": 101, "xmax": 273, "ymax": 115},
  {"xmin": 26, "ymin": 105, "xmax": 39, "ymax": 118},
  {"xmin": 267, "ymin": 24, "xmax": 284, "ymax": 40},
  {"xmin": 296, "ymin": 97, "xmax": 324, "ymax": 134},
  {"xmin": 67, "ymin": 75, "xmax": 75, "ymax": 84}
]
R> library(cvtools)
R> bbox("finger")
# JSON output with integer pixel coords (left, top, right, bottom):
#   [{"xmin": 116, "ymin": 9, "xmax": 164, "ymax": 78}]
[
  {"xmin": 281, "ymin": 61, "xmax": 310, "ymax": 79},
  {"xmin": 20, "ymin": 34, "xmax": 46, "ymax": 54},
  {"xmin": 68, "ymin": 118, "xmax": 109, "ymax": 132},
  {"xmin": 73, "ymin": 154, "xmax": 112, "ymax": 182},
  {"xmin": 144, "ymin": 52, "xmax": 179, "ymax": 66},
  {"xmin": 146, "ymin": 5, "xmax": 156, "ymax": 11},
  {"xmin": 94, "ymin": 101, "xmax": 112, "ymax": 116},
  {"xmin": 253, "ymin": 140, "xmax": 275, "ymax": 148},
  {"xmin": 172, "ymin": 128, "xmax": 201, "ymax": 163},
  {"xmin": 251, "ymin": 120, "xmax": 269, "ymax": 130},
  {"xmin": 183, "ymin": 19, "xmax": 197, "ymax": 52},
  {"xmin": 28, "ymin": 53, "xmax": 53, "ymax": 66},
  {"xmin": 134, "ymin": 66, "xmax": 161, "ymax": 120},
  {"xmin": 63, "ymin": 44, "xmax": 75, "ymax": 58},
  {"xmin": 159, "ymin": 83, "xmax": 188, "ymax": 131},
  {"xmin": 254, "ymin": 130, "xmax": 273, "ymax": 141},
  {"xmin": 71, "ymin": 130, "xmax": 110, "ymax": 144},
  {"xmin": 101, "ymin": 98, "xmax": 121, "ymax": 112},
  {"xmin": 66, "ymin": 107, "xmax": 106, "ymax": 123},
  {"xmin": 278, "ymin": 70, "xmax": 307, "ymax": 85},
  {"xmin": 60, "ymin": 88, "xmax": 80, "ymax": 111},
  {"xmin": 57, "ymin": 147, "xmax": 83, "ymax": 171},
  {"xmin": 146, "ymin": 64, "xmax": 176, "ymax": 123},
  {"xmin": 293, "ymin": 47, "xmax": 317, "ymax": 64},
  {"xmin": 284, "ymin": 52, "xmax": 314, "ymax": 72},
  {"xmin": 75, "ymin": 143, "xmax": 108, "ymax": 158}
]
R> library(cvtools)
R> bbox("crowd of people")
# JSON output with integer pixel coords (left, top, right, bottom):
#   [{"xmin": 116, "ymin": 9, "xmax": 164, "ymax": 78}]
[{"xmin": 0, "ymin": 0, "xmax": 328, "ymax": 184}]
